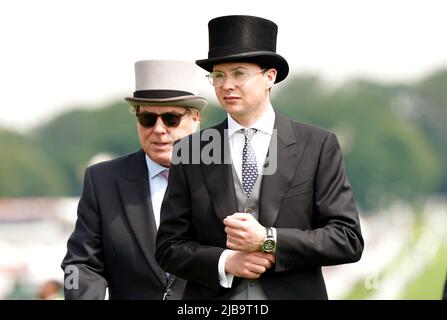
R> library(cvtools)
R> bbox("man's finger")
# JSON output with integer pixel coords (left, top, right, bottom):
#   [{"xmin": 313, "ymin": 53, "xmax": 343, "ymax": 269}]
[{"xmin": 223, "ymin": 217, "xmax": 244, "ymax": 229}]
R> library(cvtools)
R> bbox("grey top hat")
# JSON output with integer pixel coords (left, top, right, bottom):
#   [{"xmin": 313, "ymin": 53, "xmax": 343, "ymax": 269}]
[
  {"xmin": 196, "ymin": 15, "xmax": 289, "ymax": 83},
  {"xmin": 125, "ymin": 60, "xmax": 207, "ymax": 111}
]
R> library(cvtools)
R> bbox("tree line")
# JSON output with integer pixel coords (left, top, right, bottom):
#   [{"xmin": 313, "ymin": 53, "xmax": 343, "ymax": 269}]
[{"xmin": 1, "ymin": 69, "xmax": 446, "ymax": 212}]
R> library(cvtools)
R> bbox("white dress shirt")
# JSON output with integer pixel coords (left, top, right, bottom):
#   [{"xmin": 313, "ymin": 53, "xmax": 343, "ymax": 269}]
[
  {"xmin": 218, "ymin": 104, "xmax": 277, "ymax": 288},
  {"xmin": 227, "ymin": 104, "xmax": 275, "ymax": 183},
  {"xmin": 145, "ymin": 155, "xmax": 169, "ymax": 229}
]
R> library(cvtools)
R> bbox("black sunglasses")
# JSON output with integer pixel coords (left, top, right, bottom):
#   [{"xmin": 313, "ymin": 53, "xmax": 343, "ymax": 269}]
[{"xmin": 136, "ymin": 109, "xmax": 190, "ymax": 128}]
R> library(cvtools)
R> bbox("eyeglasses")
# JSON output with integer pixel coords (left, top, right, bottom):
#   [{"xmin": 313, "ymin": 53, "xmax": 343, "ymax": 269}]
[
  {"xmin": 136, "ymin": 109, "xmax": 190, "ymax": 128},
  {"xmin": 206, "ymin": 68, "xmax": 266, "ymax": 88}
]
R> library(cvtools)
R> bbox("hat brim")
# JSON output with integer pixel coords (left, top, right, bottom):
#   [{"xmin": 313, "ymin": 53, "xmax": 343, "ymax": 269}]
[
  {"xmin": 196, "ymin": 51, "xmax": 289, "ymax": 83},
  {"xmin": 125, "ymin": 95, "xmax": 207, "ymax": 111}
]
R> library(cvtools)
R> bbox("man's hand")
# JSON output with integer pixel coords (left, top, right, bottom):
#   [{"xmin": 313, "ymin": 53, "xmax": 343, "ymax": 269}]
[
  {"xmin": 224, "ymin": 212, "xmax": 265, "ymax": 252},
  {"xmin": 225, "ymin": 251, "xmax": 276, "ymax": 279}
]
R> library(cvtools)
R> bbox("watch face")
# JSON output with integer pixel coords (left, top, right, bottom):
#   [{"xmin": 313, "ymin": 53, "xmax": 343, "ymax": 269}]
[{"xmin": 262, "ymin": 239, "xmax": 276, "ymax": 253}]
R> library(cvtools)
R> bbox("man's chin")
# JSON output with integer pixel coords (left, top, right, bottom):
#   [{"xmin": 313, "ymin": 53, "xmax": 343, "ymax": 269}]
[{"xmin": 146, "ymin": 150, "xmax": 171, "ymax": 167}]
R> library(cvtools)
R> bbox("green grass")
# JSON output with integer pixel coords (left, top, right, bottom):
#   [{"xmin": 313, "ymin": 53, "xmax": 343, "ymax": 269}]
[
  {"xmin": 400, "ymin": 239, "xmax": 447, "ymax": 300},
  {"xmin": 342, "ymin": 276, "xmax": 376, "ymax": 300},
  {"xmin": 342, "ymin": 211, "xmax": 429, "ymax": 300}
]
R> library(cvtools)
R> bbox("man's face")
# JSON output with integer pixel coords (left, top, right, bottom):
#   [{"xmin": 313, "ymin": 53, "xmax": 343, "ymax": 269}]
[
  {"xmin": 212, "ymin": 62, "xmax": 276, "ymax": 120},
  {"xmin": 136, "ymin": 105, "xmax": 200, "ymax": 167}
]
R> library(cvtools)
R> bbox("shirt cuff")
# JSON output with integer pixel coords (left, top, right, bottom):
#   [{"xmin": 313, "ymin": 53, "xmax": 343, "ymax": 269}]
[
  {"xmin": 271, "ymin": 227, "xmax": 277, "ymax": 241},
  {"xmin": 272, "ymin": 227, "xmax": 277, "ymax": 253},
  {"xmin": 218, "ymin": 249, "xmax": 235, "ymax": 288}
]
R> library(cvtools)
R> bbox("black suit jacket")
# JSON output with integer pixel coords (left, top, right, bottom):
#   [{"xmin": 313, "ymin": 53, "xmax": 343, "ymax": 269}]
[
  {"xmin": 61, "ymin": 150, "xmax": 185, "ymax": 299},
  {"xmin": 155, "ymin": 113, "xmax": 363, "ymax": 299}
]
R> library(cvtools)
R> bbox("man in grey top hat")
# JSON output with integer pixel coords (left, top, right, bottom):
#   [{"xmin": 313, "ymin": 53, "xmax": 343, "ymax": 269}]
[
  {"xmin": 156, "ymin": 15, "xmax": 363, "ymax": 299},
  {"xmin": 61, "ymin": 60, "xmax": 207, "ymax": 299}
]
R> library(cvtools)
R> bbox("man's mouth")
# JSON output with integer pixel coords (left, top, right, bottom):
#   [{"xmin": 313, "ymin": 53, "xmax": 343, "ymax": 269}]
[
  {"xmin": 152, "ymin": 142, "xmax": 171, "ymax": 147},
  {"xmin": 224, "ymin": 96, "xmax": 240, "ymax": 101}
]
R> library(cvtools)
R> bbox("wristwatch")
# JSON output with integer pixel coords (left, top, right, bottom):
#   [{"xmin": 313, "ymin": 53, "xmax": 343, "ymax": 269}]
[{"xmin": 260, "ymin": 227, "xmax": 276, "ymax": 253}]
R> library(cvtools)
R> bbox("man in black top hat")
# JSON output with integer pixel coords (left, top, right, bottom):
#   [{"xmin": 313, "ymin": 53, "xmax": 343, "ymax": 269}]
[
  {"xmin": 61, "ymin": 60, "xmax": 207, "ymax": 299},
  {"xmin": 156, "ymin": 15, "xmax": 363, "ymax": 299}
]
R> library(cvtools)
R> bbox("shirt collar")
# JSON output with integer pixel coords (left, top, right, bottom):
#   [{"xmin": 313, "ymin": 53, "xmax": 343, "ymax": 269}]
[
  {"xmin": 145, "ymin": 155, "xmax": 168, "ymax": 179},
  {"xmin": 227, "ymin": 103, "xmax": 275, "ymax": 138}
]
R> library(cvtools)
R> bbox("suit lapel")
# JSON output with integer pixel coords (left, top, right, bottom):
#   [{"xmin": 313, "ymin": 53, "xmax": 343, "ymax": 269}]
[
  {"xmin": 259, "ymin": 114, "xmax": 307, "ymax": 226},
  {"xmin": 117, "ymin": 150, "xmax": 166, "ymax": 285},
  {"xmin": 201, "ymin": 119, "xmax": 239, "ymax": 223}
]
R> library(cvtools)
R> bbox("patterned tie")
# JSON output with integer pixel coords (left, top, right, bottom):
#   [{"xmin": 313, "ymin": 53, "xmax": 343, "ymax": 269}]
[
  {"xmin": 241, "ymin": 128, "xmax": 258, "ymax": 197},
  {"xmin": 160, "ymin": 168, "xmax": 169, "ymax": 180}
]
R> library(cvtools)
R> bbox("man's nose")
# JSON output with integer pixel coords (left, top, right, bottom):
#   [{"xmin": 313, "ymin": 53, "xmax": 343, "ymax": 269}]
[
  {"xmin": 152, "ymin": 117, "xmax": 167, "ymax": 133},
  {"xmin": 221, "ymin": 76, "xmax": 235, "ymax": 90}
]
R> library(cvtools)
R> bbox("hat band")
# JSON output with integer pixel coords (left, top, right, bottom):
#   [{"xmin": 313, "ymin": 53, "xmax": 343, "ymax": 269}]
[
  {"xmin": 209, "ymin": 45, "xmax": 275, "ymax": 58},
  {"xmin": 133, "ymin": 89, "xmax": 194, "ymax": 99}
]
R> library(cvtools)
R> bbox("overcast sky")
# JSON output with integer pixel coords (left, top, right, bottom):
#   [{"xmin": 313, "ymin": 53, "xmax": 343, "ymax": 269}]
[{"xmin": 1, "ymin": 0, "xmax": 446, "ymax": 132}]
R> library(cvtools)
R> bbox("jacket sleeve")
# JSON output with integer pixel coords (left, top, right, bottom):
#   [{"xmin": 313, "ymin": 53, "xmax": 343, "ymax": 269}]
[
  {"xmin": 61, "ymin": 168, "xmax": 108, "ymax": 299},
  {"xmin": 155, "ymin": 160, "xmax": 224, "ymax": 285},
  {"xmin": 275, "ymin": 132, "xmax": 364, "ymax": 271}
]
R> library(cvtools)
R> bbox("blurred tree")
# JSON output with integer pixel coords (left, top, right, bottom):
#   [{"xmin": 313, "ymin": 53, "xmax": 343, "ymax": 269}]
[
  {"xmin": 273, "ymin": 76, "xmax": 441, "ymax": 211},
  {"xmin": 411, "ymin": 69, "xmax": 447, "ymax": 192},
  {"xmin": 33, "ymin": 101, "xmax": 139, "ymax": 194},
  {"xmin": 2, "ymin": 70, "xmax": 444, "ymax": 211},
  {"xmin": 0, "ymin": 129, "xmax": 70, "ymax": 196},
  {"xmin": 199, "ymin": 101, "xmax": 227, "ymax": 128}
]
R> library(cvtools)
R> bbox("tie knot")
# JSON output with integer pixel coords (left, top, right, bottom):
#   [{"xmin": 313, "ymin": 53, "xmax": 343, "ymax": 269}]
[
  {"xmin": 241, "ymin": 128, "xmax": 257, "ymax": 142},
  {"xmin": 160, "ymin": 168, "xmax": 169, "ymax": 180}
]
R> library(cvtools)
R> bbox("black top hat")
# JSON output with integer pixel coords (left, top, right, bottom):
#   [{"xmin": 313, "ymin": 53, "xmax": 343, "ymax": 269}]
[{"xmin": 196, "ymin": 15, "xmax": 289, "ymax": 83}]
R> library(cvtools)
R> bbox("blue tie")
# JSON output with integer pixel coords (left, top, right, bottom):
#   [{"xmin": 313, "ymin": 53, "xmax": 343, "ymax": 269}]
[{"xmin": 241, "ymin": 128, "xmax": 258, "ymax": 197}]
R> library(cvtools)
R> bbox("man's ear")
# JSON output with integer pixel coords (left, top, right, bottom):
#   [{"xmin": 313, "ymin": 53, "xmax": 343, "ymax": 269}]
[
  {"xmin": 192, "ymin": 111, "xmax": 201, "ymax": 121},
  {"xmin": 191, "ymin": 112, "xmax": 201, "ymax": 132},
  {"xmin": 266, "ymin": 69, "xmax": 277, "ymax": 88}
]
